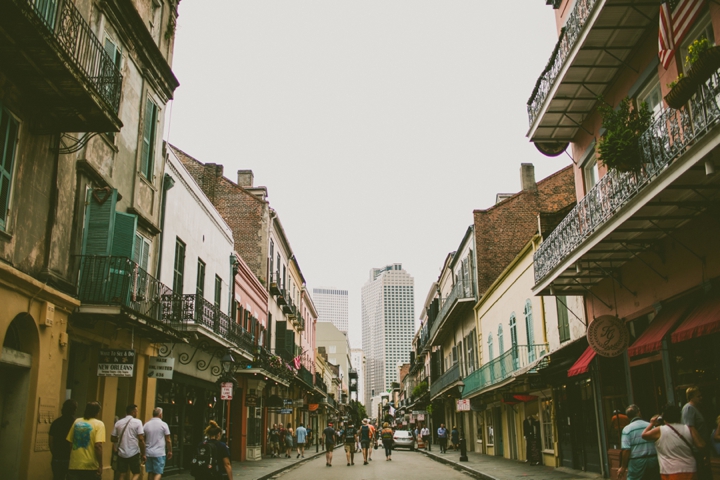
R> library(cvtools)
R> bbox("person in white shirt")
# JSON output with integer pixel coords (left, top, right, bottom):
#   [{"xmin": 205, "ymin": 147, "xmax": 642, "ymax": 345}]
[
  {"xmin": 421, "ymin": 425, "xmax": 431, "ymax": 451},
  {"xmin": 144, "ymin": 408, "xmax": 172, "ymax": 480},
  {"xmin": 111, "ymin": 404, "xmax": 145, "ymax": 480}
]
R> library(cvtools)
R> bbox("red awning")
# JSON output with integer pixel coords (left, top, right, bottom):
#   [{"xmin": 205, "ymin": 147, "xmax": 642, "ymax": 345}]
[
  {"xmin": 568, "ymin": 346, "xmax": 596, "ymax": 377},
  {"xmin": 671, "ymin": 296, "xmax": 720, "ymax": 344},
  {"xmin": 628, "ymin": 302, "xmax": 691, "ymax": 357}
]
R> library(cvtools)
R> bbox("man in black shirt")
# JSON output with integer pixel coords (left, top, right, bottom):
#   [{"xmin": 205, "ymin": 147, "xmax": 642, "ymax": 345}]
[
  {"xmin": 322, "ymin": 422, "xmax": 336, "ymax": 466},
  {"xmin": 49, "ymin": 399, "xmax": 77, "ymax": 480},
  {"xmin": 269, "ymin": 424, "xmax": 280, "ymax": 458},
  {"xmin": 343, "ymin": 422, "xmax": 358, "ymax": 466}
]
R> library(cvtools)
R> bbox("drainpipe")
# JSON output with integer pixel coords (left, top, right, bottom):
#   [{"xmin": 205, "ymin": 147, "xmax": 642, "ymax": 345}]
[
  {"xmin": 156, "ymin": 173, "xmax": 175, "ymax": 278},
  {"xmin": 533, "ymin": 237, "xmax": 549, "ymax": 346}
]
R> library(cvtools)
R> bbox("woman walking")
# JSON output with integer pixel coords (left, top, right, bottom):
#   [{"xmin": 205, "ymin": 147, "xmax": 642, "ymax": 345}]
[
  {"xmin": 285, "ymin": 423, "xmax": 294, "ymax": 459},
  {"xmin": 381, "ymin": 423, "xmax": 394, "ymax": 461},
  {"xmin": 642, "ymin": 404, "xmax": 705, "ymax": 480}
]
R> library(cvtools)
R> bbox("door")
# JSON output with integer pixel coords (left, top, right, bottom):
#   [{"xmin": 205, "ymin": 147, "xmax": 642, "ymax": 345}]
[
  {"xmin": 578, "ymin": 380, "xmax": 601, "ymax": 473},
  {"xmin": 493, "ymin": 407, "xmax": 503, "ymax": 457},
  {"xmin": 506, "ymin": 406, "xmax": 518, "ymax": 460},
  {"xmin": 554, "ymin": 385, "xmax": 575, "ymax": 469},
  {"xmin": 0, "ymin": 357, "xmax": 31, "ymax": 480}
]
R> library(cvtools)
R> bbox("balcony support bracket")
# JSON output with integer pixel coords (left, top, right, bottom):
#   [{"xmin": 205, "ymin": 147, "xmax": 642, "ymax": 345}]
[
  {"xmin": 563, "ymin": 113, "xmax": 594, "ymax": 136},
  {"xmin": 591, "ymin": 260, "xmax": 637, "ymax": 297},
  {"xmin": 648, "ymin": 220, "xmax": 706, "ymax": 264},
  {"xmin": 572, "ymin": 278, "xmax": 613, "ymax": 309},
  {"xmin": 556, "ymin": 295, "xmax": 587, "ymax": 327},
  {"xmin": 619, "ymin": 242, "xmax": 669, "ymax": 282}
]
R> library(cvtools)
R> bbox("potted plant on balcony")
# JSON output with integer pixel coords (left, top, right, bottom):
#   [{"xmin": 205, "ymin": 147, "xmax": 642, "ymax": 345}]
[
  {"xmin": 686, "ymin": 37, "xmax": 720, "ymax": 85},
  {"xmin": 597, "ymin": 97, "xmax": 651, "ymax": 173},
  {"xmin": 665, "ymin": 73, "xmax": 697, "ymax": 109}
]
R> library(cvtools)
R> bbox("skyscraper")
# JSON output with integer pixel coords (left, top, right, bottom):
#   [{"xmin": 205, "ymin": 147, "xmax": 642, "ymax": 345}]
[
  {"xmin": 312, "ymin": 287, "xmax": 349, "ymax": 334},
  {"xmin": 361, "ymin": 264, "xmax": 414, "ymax": 407}
]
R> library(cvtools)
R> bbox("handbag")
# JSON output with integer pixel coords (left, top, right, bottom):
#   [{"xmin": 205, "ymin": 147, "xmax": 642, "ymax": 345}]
[
  {"xmin": 666, "ymin": 424, "xmax": 712, "ymax": 480},
  {"xmin": 111, "ymin": 418, "xmax": 132, "ymax": 471}
]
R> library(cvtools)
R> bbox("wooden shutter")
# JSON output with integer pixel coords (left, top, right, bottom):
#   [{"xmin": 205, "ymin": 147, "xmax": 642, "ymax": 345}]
[
  {"xmin": 112, "ymin": 212, "xmax": 137, "ymax": 259},
  {"xmin": 81, "ymin": 188, "xmax": 118, "ymax": 256},
  {"xmin": 275, "ymin": 320, "xmax": 286, "ymax": 354},
  {"xmin": 140, "ymin": 99, "xmax": 157, "ymax": 178}
]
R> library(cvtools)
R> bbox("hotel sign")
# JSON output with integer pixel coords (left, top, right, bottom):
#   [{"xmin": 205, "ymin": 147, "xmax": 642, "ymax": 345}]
[{"xmin": 588, "ymin": 315, "xmax": 630, "ymax": 357}]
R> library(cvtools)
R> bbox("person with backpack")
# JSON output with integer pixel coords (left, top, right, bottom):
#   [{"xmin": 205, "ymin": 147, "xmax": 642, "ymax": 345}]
[
  {"xmin": 367, "ymin": 422, "xmax": 376, "ymax": 462},
  {"xmin": 284, "ymin": 423, "xmax": 294, "ymax": 459},
  {"xmin": 360, "ymin": 419, "xmax": 372, "ymax": 465},
  {"xmin": 323, "ymin": 422, "xmax": 336, "ymax": 467},
  {"xmin": 343, "ymin": 421, "xmax": 358, "ymax": 466},
  {"xmin": 381, "ymin": 422, "xmax": 394, "ymax": 461},
  {"xmin": 191, "ymin": 421, "xmax": 231, "ymax": 480}
]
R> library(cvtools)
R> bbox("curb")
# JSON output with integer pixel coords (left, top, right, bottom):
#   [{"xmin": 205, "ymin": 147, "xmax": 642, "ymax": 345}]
[
  {"xmin": 256, "ymin": 445, "xmax": 342, "ymax": 480},
  {"xmin": 420, "ymin": 450, "xmax": 500, "ymax": 480}
]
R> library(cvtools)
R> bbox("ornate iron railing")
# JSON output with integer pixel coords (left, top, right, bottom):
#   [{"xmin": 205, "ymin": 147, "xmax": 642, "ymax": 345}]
[
  {"xmin": 18, "ymin": 0, "xmax": 123, "ymax": 113},
  {"xmin": 463, "ymin": 344, "xmax": 549, "ymax": 397},
  {"xmin": 527, "ymin": 0, "xmax": 598, "ymax": 126},
  {"xmin": 325, "ymin": 394, "xmax": 336, "ymax": 408},
  {"xmin": 428, "ymin": 277, "xmax": 476, "ymax": 344},
  {"xmin": 315, "ymin": 372, "xmax": 328, "ymax": 392},
  {"xmin": 299, "ymin": 365, "xmax": 314, "ymax": 387},
  {"xmin": 77, "ymin": 256, "xmax": 173, "ymax": 326},
  {"xmin": 534, "ymin": 71, "xmax": 720, "ymax": 283},
  {"xmin": 430, "ymin": 362, "xmax": 460, "ymax": 398}
]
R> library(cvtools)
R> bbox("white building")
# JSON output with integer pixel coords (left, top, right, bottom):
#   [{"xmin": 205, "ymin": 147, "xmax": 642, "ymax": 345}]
[
  {"xmin": 361, "ymin": 264, "xmax": 415, "ymax": 407},
  {"xmin": 350, "ymin": 348, "xmax": 365, "ymax": 404},
  {"xmin": 313, "ymin": 287, "xmax": 349, "ymax": 334}
]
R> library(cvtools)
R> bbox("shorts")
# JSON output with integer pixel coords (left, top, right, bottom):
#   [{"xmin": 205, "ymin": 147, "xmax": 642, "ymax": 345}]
[
  {"xmin": 344, "ymin": 444, "xmax": 354, "ymax": 453},
  {"xmin": 116, "ymin": 453, "xmax": 141, "ymax": 474},
  {"xmin": 270, "ymin": 441, "xmax": 279, "ymax": 450},
  {"xmin": 361, "ymin": 440, "xmax": 370, "ymax": 449},
  {"xmin": 297, "ymin": 441, "xmax": 305, "ymax": 447},
  {"xmin": 145, "ymin": 456, "xmax": 166, "ymax": 474},
  {"xmin": 325, "ymin": 442, "xmax": 334, "ymax": 450}
]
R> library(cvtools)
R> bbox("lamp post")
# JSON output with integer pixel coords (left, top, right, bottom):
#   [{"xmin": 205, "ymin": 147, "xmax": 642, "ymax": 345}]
[
  {"xmin": 457, "ymin": 382, "xmax": 468, "ymax": 462},
  {"xmin": 221, "ymin": 351, "xmax": 235, "ymax": 448}
]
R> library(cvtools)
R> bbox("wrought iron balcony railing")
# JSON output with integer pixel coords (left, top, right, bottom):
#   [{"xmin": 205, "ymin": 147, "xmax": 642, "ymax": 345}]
[
  {"xmin": 18, "ymin": 0, "xmax": 123, "ymax": 113},
  {"xmin": 427, "ymin": 277, "xmax": 476, "ymax": 344},
  {"xmin": 527, "ymin": 0, "xmax": 598, "ymax": 127},
  {"xmin": 429, "ymin": 362, "xmax": 461, "ymax": 399},
  {"xmin": 534, "ymin": 70, "xmax": 720, "ymax": 283},
  {"xmin": 299, "ymin": 365, "xmax": 314, "ymax": 388},
  {"xmin": 325, "ymin": 394, "xmax": 336, "ymax": 408},
  {"xmin": 77, "ymin": 255, "xmax": 172, "ymax": 326},
  {"xmin": 315, "ymin": 372, "xmax": 328, "ymax": 392},
  {"xmin": 463, "ymin": 344, "xmax": 548, "ymax": 397}
]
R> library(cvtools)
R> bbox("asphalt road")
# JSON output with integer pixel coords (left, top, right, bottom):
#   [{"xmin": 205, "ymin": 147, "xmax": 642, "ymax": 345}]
[{"xmin": 271, "ymin": 447, "xmax": 475, "ymax": 480}]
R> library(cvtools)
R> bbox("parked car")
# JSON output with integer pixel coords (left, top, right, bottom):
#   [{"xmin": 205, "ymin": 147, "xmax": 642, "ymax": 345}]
[{"xmin": 392, "ymin": 430, "xmax": 415, "ymax": 450}]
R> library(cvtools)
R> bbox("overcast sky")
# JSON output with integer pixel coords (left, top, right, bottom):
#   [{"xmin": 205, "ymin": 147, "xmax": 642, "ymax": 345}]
[{"xmin": 167, "ymin": 1, "xmax": 570, "ymax": 349}]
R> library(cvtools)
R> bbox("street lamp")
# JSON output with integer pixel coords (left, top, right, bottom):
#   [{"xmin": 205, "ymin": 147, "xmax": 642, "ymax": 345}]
[
  {"xmin": 220, "ymin": 351, "xmax": 235, "ymax": 447},
  {"xmin": 457, "ymin": 382, "xmax": 465, "ymax": 396},
  {"xmin": 221, "ymin": 351, "xmax": 235, "ymax": 376}
]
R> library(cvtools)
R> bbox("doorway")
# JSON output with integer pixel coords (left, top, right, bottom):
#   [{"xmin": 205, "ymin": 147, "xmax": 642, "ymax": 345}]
[{"xmin": 493, "ymin": 407, "xmax": 503, "ymax": 457}]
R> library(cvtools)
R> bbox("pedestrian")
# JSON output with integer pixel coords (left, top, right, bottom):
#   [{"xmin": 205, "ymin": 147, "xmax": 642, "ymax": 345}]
[
  {"xmin": 343, "ymin": 421, "xmax": 358, "ymax": 466},
  {"xmin": 641, "ymin": 404, "xmax": 706, "ymax": 480},
  {"xmin": 269, "ymin": 424, "xmax": 280, "ymax": 458},
  {"xmin": 285, "ymin": 423, "xmax": 294, "ymax": 458},
  {"xmin": 617, "ymin": 405, "xmax": 659, "ymax": 480},
  {"xmin": 296, "ymin": 423, "xmax": 307, "ymax": 458},
  {"xmin": 111, "ymin": 404, "xmax": 145, "ymax": 480},
  {"xmin": 367, "ymin": 422, "xmax": 376, "ymax": 461},
  {"xmin": 421, "ymin": 424, "xmax": 431, "ymax": 451},
  {"xmin": 323, "ymin": 422, "xmax": 336, "ymax": 467},
  {"xmin": 143, "ymin": 407, "xmax": 172, "ymax": 480},
  {"xmin": 681, "ymin": 386, "xmax": 712, "ymax": 480},
  {"xmin": 199, "ymin": 420, "xmax": 232, "ymax": 479},
  {"xmin": 49, "ymin": 399, "xmax": 78, "ymax": 480},
  {"xmin": 360, "ymin": 419, "xmax": 372, "ymax": 465},
  {"xmin": 66, "ymin": 401, "xmax": 105, "ymax": 480},
  {"xmin": 381, "ymin": 422, "xmax": 394, "ymax": 461},
  {"xmin": 437, "ymin": 423, "xmax": 448, "ymax": 453},
  {"xmin": 451, "ymin": 426, "xmax": 460, "ymax": 451}
]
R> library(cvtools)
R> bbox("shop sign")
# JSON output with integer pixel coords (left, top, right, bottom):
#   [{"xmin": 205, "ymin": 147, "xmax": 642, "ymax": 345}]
[
  {"xmin": 245, "ymin": 394, "xmax": 258, "ymax": 407},
  {"xmin": 220, "ymin": 382, "xmax": 233, "ymax": 400},
  {"xmin": 308, "ymin": 403, "xmax": 319, "ymax": 412},
  {"xmin": 293, "ymin": 398, "xmax": 304, "ymax": 408},
  {"xmin": 588, "ymin": 315, "xmax": 630, "ymax": 357},
  {"xmin": 283, "ymin": 399, "xmax": 293, "ymax": 406},
  {"xmin": 415, "ymin": 413, "xmax": 425, "ymax": 421},
  {"xmin": 97, "ymin": 350, "xmax": 135, "ymax": 377},
  {"xmin": 456, "ymin": 399, "xmax": 471, "ymax": 412},
  {"xmin": 280, "ymin": 408, "xmax": 293, "ymax": 414},
  {"xmin": 147, "ymin": 356, "xmax": 174, "ymax": 379}
]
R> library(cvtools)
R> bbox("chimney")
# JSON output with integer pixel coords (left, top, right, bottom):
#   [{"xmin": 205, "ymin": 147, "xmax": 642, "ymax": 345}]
[
  {"xmin": 237, "ymin": 170, "xmax": 254, "ymax": 187},
  {"xmin": 520, "ymin": 163, "xmax": 536, "ymax": 191},
  {"xmin": 205, "ymin": 163, "xmax": 223, "ymax": 178}
]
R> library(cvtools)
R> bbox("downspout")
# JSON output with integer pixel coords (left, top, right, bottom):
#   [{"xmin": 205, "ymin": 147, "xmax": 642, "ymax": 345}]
[
  {"xmin": 532, "ymin": 236, "xmax": 549, "ymax": 345},
  {"xmin": 156, "ymin": 172, "xmax": 175, "ymax": 278}
]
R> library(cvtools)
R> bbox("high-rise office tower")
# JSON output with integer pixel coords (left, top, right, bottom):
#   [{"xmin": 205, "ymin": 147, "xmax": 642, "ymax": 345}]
[
  {"xmin": 312, "ymin": 287, "xmax": 349, "ymax": 335},
  {"xmin": 361, "ymin": 264, "xmax": 414, "ymax": 407},
  {"xmin": 350, "ymin": 348, "xmax": 365, "ymax": 404}
]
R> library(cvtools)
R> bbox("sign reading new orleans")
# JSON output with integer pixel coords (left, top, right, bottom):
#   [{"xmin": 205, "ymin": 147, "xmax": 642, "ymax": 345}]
[
  {"xmin": 98, "ymin": 350, "xmax": 135, "ymax": 377},
  {"xmin": 587, "ymin": 315, "xmax": 630, "ymax": 357}
]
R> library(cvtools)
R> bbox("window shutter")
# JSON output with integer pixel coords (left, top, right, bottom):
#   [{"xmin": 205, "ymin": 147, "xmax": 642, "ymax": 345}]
[
  {"xmin": 82, "ymin": 188, "xmax": 118, "ymax": 256},
  {"xmin": 112, "ymin": 212, "xmax": 137, "ymax": 259},
  {"xmin": 275, "ymin": 320, "xmax": 286, "ymax": 354},
  {"xmin": 140, "ymin": 99, "xmax": 157, "ymax": 178},
  {"xmin": 285, "ymin": 328, "xmax": 295, "ymax": 357}
]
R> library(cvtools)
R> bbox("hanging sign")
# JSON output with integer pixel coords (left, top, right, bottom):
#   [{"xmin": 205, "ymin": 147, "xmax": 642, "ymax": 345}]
[
  {"xmin": 587, "ymin": 315, "xmax": 630, "ymax": 357},
  {"xmin": 147, "ymin": 356, "xmax": 174, "ymax": 379},
  {"xmin": 280, "ymin": 408, "xmax": 293, "ymax": 414},
  {"xmin": 98, "ymin": 350, "xmax": 135, "ymax": 377},
  {"xmin": 456, "ymin": 399, "xmax": 471, "ymax": 412},
  {"xmin": 245, "ymin": 394, "xmax": 258, "ymax": 407},
  {"xmin": 220, "ymin": 382, "xmax": 233, "ymax": 400},
  {"xmin": 308, "ymin": 403, "xmax": 319, "ymax": 412},
  {"xmin": 416, "ymin": 413, "xmax": 425, "ymax": 421}
]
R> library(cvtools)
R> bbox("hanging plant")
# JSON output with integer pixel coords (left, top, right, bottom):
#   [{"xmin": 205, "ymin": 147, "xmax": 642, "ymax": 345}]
[{"xmin": 597, "ymin": 97, "xmax": 651, "ymax": 173}]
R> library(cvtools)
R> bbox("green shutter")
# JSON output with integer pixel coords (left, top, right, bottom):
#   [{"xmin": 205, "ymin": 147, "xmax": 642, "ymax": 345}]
[
  {"xmin": 285, "ymin": 327, "xmax": 295, "ymax": 357},
  {"xmin": 81, "ymin": 188, "xmax": 118, "ymax": 256},
  {"xmin": 275, "ymin": 321, "xmax": 286, "ymax": 354},
  {"xmin": 140, "ymin": 99, "xmax": 157, "ymax": 178},
  {"xmin": 112, "ymin": 212, "xmax": 137, "ymax": 259}
]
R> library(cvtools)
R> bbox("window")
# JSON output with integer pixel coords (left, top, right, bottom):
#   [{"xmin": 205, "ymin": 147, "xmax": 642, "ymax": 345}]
[
  {"xmin": 637, "ymin": 77, "xmax": 663, "ymax": 119},
  {"xmin": 103, "ymin": 37, "xmax": 122, "ymax": 141},
  {"xmin": 510, "ymin": 314, "xmax": 519, "ymax": 368},
  {"xmin": 172, "ymin": 238, "xmax": 185, "ymax": 293},
  {"xmin": 556, "ymin": 296, "xmax": 571, "ymax": 343},
  {"xmin": 329, "ymin": 346, "xmax": 337, "ymax": 354},
  {"xmin": 583, "ymin": 155, "xmax": 599, "ymax": 192},
  {"xmin": 132, "ymin": 234, "xmax": 150, "ymax": 271},
  {"xmin": 487, "ymin": 334, "xmax": 494, "ymax": 361},
  {"xmin": 0, "ymin": 105, "xmax": 18, "ymax": 231},
  {"xmin": 196, "ymin": 259, "xmax": 206, "ymax": 298},
  {"xmin": 525, "ymin": 299, "xmax": 535, "ymax": 350},
  {"xmin": 486, "ymin": 412, "xmax": 494, "ymax": 446},
  {"xmin": 541, "ymin": 397, "xmax": 554, "ymax": 451},
  {"xmin": 140, "ymin": 98, "xmax": 159, "ymax": 180},
  {"xmin": 680, "ymin": 15, "xmax": 715, "ymax": 75},
  {"xmin": 497, "ymin": 324, "xmax": 504, "ymax": 355},
  {"xmin": 214, "ymin": 276, "xmax": 222, "ymax": 309}
]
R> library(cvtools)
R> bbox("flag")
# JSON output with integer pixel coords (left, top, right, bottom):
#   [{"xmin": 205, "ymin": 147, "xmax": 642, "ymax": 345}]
[
  {"xmin": 659, "ymin": 0, "xmax": 707, "ymax": 69},
  {"xmin": 389, "ymin": 406, "xmax": 396, "ymax": 417},
  {"xmin": 293, "ymin": 356, "xmax": 301, "ymax": 370}
]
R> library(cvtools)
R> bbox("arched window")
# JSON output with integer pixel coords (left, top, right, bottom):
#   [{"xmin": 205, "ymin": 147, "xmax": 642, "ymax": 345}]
[
  {"xmin": 510, "ymin": 314, "xmax": 518, "ymax": 369},
  {"xmin": 498, "ymin": 324, "xmax": 504, "ymax": 355},
  {"xmin": 487, "ymin": 333, "xmax": 494, "ymax": 361},
  {"xmin": 525, "ymin": 300, "xmax": 535, "ymax": 361}
]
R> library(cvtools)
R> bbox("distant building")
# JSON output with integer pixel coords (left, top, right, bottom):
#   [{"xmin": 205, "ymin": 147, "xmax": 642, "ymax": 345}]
[
  {"xmin": 350, "ymin": 348, "xmax": 365, "ymax": 404},
  {"xmin": 313, "ymin": 287, "xmax": 349, "ymax": 335},
  {"xmin": 361, "ymin": 264, "xmax": 415, "ymax": 407},
  {"xmin": 316, "ymin": 322, "xmax": 352, "ymax": 401}
]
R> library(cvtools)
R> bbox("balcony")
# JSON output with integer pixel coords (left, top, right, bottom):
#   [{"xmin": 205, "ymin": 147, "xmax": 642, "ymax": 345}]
[
  {"xmin": 296, "ymin": 312, "xmax": 305, "ymax": 331},
  {"xmin": 276, "ymin": 288, "xmax": 287, "ymax": 307},
  {"xmin": 283, "ymin": 296, "xmax": 295, "ymax": 316},
  {"xmin": 161, "ymin": 293, "xmax": 255, "ymax": 358},
  {"xmin": 315, "ymin": 372, "xmax": 328, "ymax": 392},
  {"xmin": 0, "ymin": 0, "xmax": 123, "ymax": 132},
  {"xmin": 533, "ymin": 71, "xmax": 720, "ymax": 293},
  {"xmin": 298, "ymin": 365, "xmax": 314, "ymax": 389},
  {"xmin": 269, "ymin": 273, "xmax": 281, "ymax": 296},
  {"xmin": 463, "ymin": 344, "xmax": 548, "ymax": 398},
  {"xmin": 526, "ymin": 0, "xmax": 656, "ymax": 146},
  {"xmin": 429, "ymin": 362, "xmax": 461, "ymax": 399},
  {"xmin": 427, "ymin": 277, "xmax": 476, "ymax": 347},
  {"xmin": 74, "ymin": 256, "xmax": 180, "ymax": 339}
]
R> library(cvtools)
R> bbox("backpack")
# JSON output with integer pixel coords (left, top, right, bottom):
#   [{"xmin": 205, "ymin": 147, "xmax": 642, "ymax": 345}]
[
  {"xmin": 191, "ymin": 440, "xmax": 219, "ymax": 479},
  {"xmin": 382, "ymin": 429, "xmax": 393, "ymax": 441},
  {"xmin": 361, "ymin": 425, "xmax": 370, "ymax": 441}
]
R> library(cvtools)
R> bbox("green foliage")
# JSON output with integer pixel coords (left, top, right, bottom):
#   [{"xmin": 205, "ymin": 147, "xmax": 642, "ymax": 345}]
[
  {"xmin": 667, "ymin": 73, "xmax": 684, "ymax": 90},
  {"xmin": 412, "ymin": 381, "xmax": 428, "ymax": 398},
  {"xmin": 686, "ymin": 37, "xmax": 710, "ymax": 68},
  {"xmin": 356, "ymin": 402, "xmax": 367, "ymax": 420},
  {"xmin": 597, "ymin": 97, "xmax": 651, "ymax": 173},
  {"xmin": 426, "ymin": 404, "xmax": 434, "ymax": 415}
]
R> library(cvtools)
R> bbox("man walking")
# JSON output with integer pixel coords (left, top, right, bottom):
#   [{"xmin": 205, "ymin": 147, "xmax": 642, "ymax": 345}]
[
  {"xmin": 617, "ymin": 405, "xmax": 659, "ymax": 480},
  {"xmin": 50, "ymin": 399, "xmax": 77, "ymax": 480},
  {"xmin": 296, "ymin": 423, "xmax": 307, "ymax": 458},
  {"xmin": 111, "ymin": 404, "xmax": 145, "ymax": 480},
  {"xmin": 682, "ymin": 386, "xmax": 710, "ymax": 441},
  {"xmin": 66, "ymin": 402, "xmax": 105, "ymax": 480},
  {"xmin": 143, "ymin": 408, "xmax": 172, "ymax": 480},
  {"xmin": 323, "ymin": 422, "xmax": 336, "ymax": 466},
  {"xmin": 367, "ymin": 422, "xmax": 376, "ymax": 461},
  {"xmin": 343, "ymin": 421, "xmax": 358, "ymax": 466},
  {"xmin": 421, "ymin": 424, "xmax": 431, "ymax": 451},
  {"xmin": 360, "ymin": 419, "xmax": 372, "ymax": 465},
  {"xmin": 269, "ymin": 424, "xmax": 280, "ymax": 458},
  {"xmin": 437, "ymin": 423, "xmax": 448, "ymax": 453}
]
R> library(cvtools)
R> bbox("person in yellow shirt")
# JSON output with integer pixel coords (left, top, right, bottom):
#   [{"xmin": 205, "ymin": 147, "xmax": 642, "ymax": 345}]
[{"xmin": 66, "ymin": 402, "xmax": 106, "ymax": 480}]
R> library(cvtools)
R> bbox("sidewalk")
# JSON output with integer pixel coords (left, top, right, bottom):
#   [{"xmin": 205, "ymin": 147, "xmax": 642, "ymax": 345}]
[
  {"xmin": 168, "ymin": 445, "xmax": 339, "ymax": 480},
  {"xmin": 421, "ymin": 448, "xmax": 603, "ymax": 480}
]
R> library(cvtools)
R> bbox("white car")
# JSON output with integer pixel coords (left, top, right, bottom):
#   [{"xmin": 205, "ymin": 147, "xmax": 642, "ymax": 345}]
[{"xmin": 392, "ymin": 430, "xmax": 415, "ymax": 450}]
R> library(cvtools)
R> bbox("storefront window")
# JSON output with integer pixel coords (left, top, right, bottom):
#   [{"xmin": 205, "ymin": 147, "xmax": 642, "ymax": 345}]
[
  {"xmin": 541, "ymin": 397, "xmax": 553, "ymax": 451},
  {"xmin": 486, "ymin": 411, "xmax": 494, "ymax": 446}
]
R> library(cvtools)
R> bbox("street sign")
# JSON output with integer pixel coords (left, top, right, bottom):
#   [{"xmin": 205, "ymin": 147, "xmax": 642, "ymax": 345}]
[
  {"xmin": 280, "ymin": 408, "xmax": 293, "ymax": 414},
  {"xmin": 220, "ymin": 382, "xmax": 233, "ymax": 400},
  {"xmin": 98, "ymin": 350, "xmax": 135, "ymax": 377},
  {"xmin": 456, "ymin": 399, "xmax": 471, "ymax": 412},
  {"xmin": 147, "ymin": 356, "xmax": 174, "ymax": 379}
]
